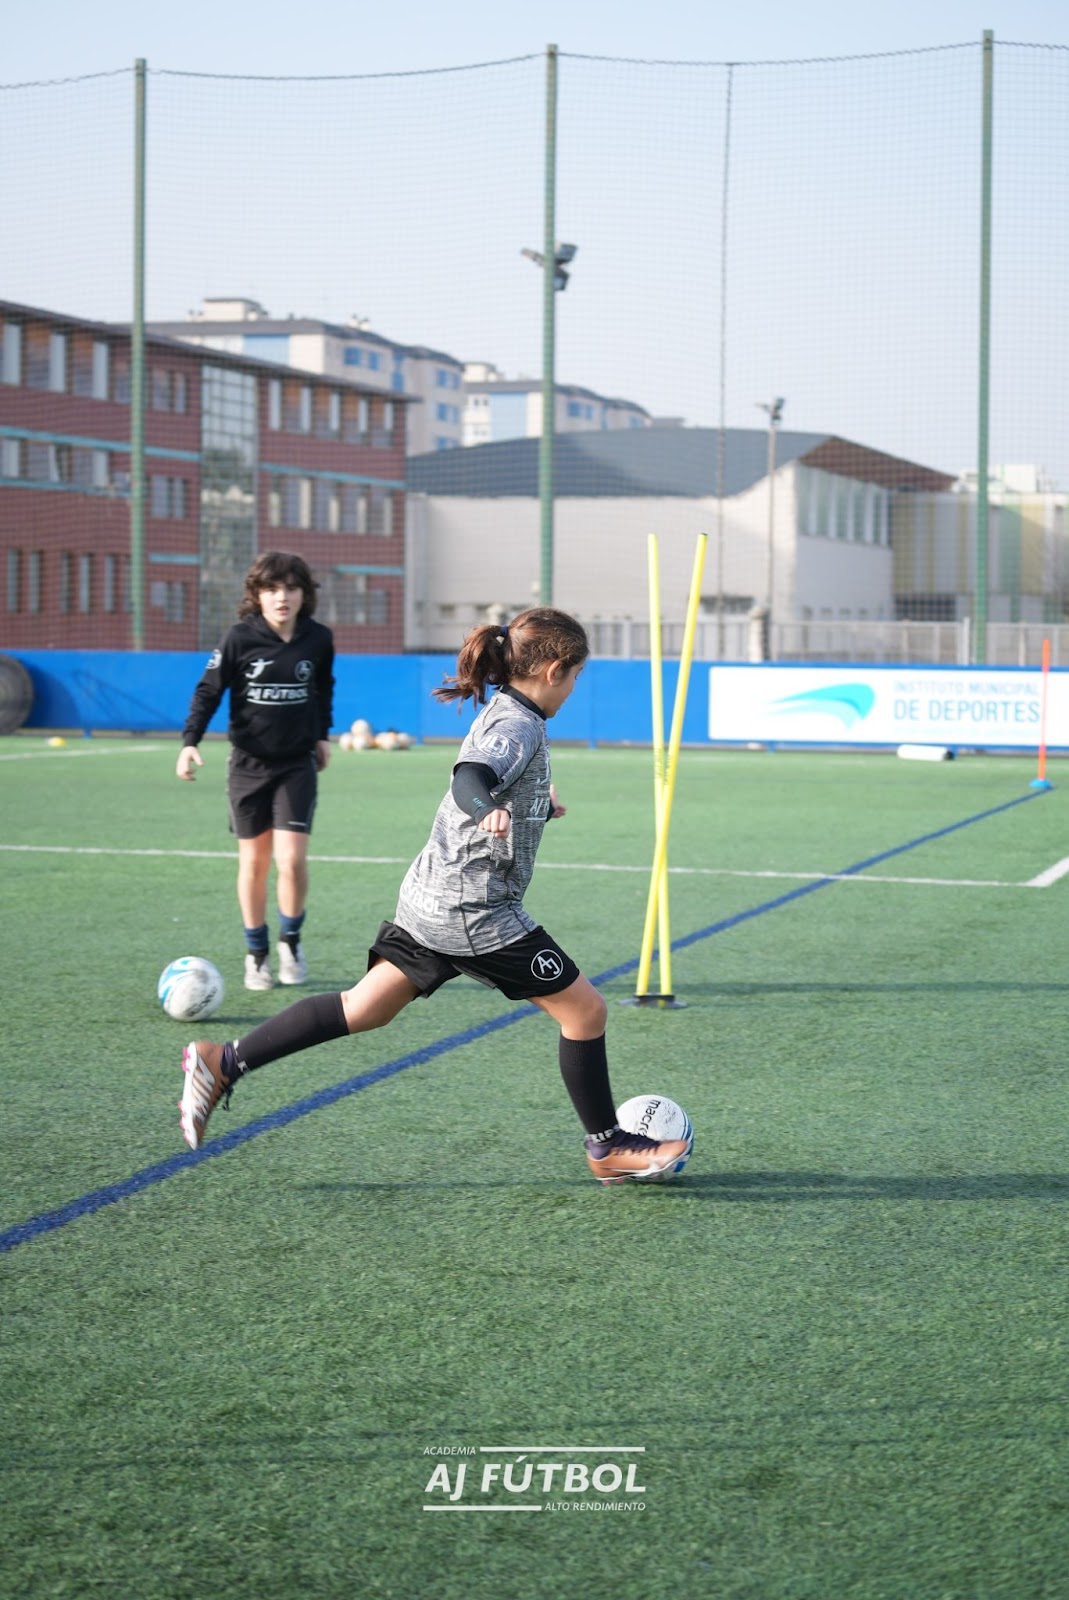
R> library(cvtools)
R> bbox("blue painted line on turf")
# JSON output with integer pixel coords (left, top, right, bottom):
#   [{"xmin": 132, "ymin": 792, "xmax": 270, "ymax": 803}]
[
  {"xmin": 603, "ymin": 788, "xmax": 1046, "ymax": 978},
  {"xmin": 0, "ymin": 787, "xmax": 1050, "ymax": 1255}
]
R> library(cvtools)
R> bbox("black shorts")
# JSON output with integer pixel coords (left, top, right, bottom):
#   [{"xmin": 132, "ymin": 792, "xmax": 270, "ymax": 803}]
[
  {"xmin": 227, "ymin": 749, "xmax": 318, "ymax": 839},
  {"xmin": 368, "ymin": 920, "xmax": 581, "ymax": 1002}
]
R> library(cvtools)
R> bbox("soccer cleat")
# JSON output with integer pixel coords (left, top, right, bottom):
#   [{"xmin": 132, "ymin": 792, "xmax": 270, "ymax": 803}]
[
  {"xmin": 277, "ymin": 941, "xmax": 308, "ymax": 985},
  {"xmin": 179, "ymin": 1040, "xmax": 230, "ymax": 1150},
  {"xmin": 244, "ymin": 952, "xmax": 274, "ymax": 991},
  {"xmin": 584, "ymin": 1125, "xmax": 693, "ymax": 1186}
]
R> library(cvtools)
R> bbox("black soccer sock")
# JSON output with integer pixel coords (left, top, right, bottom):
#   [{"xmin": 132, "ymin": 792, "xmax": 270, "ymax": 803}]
[
  {"xmin": 558, "ymin": 1034, "xmax": 618, "ymax": 1137},
  {"xmin": 230, "ymin": 992, "xmax": 349, "ymax": 1075}
]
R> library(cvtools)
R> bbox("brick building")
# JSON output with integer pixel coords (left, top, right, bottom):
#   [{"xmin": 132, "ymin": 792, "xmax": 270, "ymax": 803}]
[{"xmin": 0, "ymin": 299, "xmax": 410, "ymax": 654}]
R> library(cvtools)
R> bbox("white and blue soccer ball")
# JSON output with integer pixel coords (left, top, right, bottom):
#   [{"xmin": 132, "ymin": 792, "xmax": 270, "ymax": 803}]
[
  {"xmin": 158, "ymin": 956, "xmax": 225, "ymax": 1022},
  {"xmin": 616, "ymin": 1093, "xmax": 694, "ymax": 1178}
]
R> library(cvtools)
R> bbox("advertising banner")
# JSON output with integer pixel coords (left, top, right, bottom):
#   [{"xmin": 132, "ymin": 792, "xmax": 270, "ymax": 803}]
[{"xmin": 707, "ymin": 664, "xmax": 1067, "ymax": 750}]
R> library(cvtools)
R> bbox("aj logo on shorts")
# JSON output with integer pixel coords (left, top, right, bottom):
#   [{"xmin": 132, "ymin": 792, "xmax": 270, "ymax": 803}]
[{"xmin": 531, "ymin": 950, "xmax": 564, "ymax": 982}]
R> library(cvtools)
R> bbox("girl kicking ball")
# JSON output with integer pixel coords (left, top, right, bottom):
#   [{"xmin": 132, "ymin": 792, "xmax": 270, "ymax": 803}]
[{"xmin": 179, "ymin": 606, "xmax": 691, "ymax": 1185}]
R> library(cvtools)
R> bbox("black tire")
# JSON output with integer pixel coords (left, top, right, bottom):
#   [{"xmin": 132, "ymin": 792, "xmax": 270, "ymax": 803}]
[{"xmin": 0, "ymin": 653, "xmax": 34, "ymax": 735}]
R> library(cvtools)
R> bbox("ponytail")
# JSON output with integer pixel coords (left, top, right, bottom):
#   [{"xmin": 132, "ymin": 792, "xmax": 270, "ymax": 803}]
[{"xmin": 433, "ymin": 608, "xmax": 588, "ymax": 707}]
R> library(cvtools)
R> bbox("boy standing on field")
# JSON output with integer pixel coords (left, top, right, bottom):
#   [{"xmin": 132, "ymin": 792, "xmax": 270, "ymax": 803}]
[{"xmin": 176, "ymin": 551, "xmax": 335, "ymax": 991}]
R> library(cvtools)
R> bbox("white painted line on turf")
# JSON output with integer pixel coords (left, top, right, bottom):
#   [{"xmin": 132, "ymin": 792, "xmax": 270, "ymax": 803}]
[
  {"xmin": 0, "ymin": 744, "xmax": 165, "ymax": 761},
  {"xmin": 0, "ymin": 841, "xmax": 1035, "ymax": 887},
  {"xmin": 1027, "ymin": 855, "xmax": 1069, "ymax": 887}
]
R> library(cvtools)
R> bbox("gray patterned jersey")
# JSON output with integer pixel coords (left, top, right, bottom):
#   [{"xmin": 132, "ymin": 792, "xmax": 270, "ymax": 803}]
[{"xmin": 395, "ymin": 689, "xmax": 553, "ymax": 955}]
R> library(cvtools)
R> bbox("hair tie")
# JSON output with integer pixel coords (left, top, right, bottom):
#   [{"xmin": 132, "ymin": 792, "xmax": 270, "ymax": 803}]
[{"xmin": 499, "ymin": 625, "xmax": 509, "ymax": 642}]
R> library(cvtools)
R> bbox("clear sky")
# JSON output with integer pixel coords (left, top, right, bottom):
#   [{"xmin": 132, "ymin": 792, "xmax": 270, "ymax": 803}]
[
  {"xmin": 5, "ymin": 3, "xmax": 1069, "ymax": 485},
  {"xmin": 6, "ymin": 0, "xmax": 1069, "ymax": 81}
]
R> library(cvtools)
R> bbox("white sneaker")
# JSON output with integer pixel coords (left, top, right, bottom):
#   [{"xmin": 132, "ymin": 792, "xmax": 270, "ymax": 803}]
[
  {"xmin": 244, "ymin": 952, "xmax": 274, "ymax": 991},
  {"xmin": 277, "ymin": 942, "xmax": 308, "ymax": 985}
]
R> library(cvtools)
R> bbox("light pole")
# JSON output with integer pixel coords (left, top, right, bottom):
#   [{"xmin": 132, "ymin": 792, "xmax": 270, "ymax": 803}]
[
  {"xmin": 757, "ymin": 396, "xmax": 785, "ymax": 658},
  {"xmin": 522, "ymin": 239, "xmax": 576, "ymax": 607}
]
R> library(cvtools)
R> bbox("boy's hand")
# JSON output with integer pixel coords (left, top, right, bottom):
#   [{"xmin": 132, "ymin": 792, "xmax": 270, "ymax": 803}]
[
  {"xmin": 176, "ymin": 745, "xmax": 203, "ymax": 781},
  {"xmin": 548, "ymin": 783, "xmax": 566, "ymax": 818}
]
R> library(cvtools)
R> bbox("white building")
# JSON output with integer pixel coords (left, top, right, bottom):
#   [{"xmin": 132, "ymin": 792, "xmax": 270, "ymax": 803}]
[
  {"xmin": 462, "ymin": 362, "xmax": 651, "ymax": 447},
  {"xmin": 404, "ymin": 428, "xmax": 957, "ymax": 654},
  {"xmin": 149, "ymin": 300, "xmax": 465, "ymax": 457}
]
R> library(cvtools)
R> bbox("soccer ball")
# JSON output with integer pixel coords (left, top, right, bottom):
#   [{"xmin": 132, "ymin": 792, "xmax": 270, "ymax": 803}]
[
  {"xmin": 158, "ymin": 956, "xmax": 225, "ymax": 1022},
  {"xmin": 616, "ymin": 1093, "xmax": 693, "ymax": 1177}
]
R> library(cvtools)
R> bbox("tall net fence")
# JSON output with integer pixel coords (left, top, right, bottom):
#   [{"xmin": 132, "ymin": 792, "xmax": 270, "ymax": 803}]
[{"xmin": 1, "ymin": 40, "xmax": 1067, "ymax": 662}]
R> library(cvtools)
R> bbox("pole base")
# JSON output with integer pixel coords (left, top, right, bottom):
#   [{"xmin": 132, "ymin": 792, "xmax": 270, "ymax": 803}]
[
  {"xmin": 621, "ymin": 993, "xmax": 687, "ymax": 1010},
  {"xmin": 1029, "ymin": 777, "xmax": 1054, "ymax": 790}
]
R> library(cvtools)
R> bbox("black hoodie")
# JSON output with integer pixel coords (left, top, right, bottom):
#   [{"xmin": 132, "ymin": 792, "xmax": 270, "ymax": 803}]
[{"xmin": 181, "ymin": 612, "xmax": 335, "ymax": 763}]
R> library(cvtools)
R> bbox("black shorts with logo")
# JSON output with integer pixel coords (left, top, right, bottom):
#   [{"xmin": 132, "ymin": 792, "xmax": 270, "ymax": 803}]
[
  {"xmin": 368, "ymin": 920, "xmax": 581, "ymax": 1002},
  {"xmin": 227, "ymin": 748, "xmax": 318, "ymax": 839}
]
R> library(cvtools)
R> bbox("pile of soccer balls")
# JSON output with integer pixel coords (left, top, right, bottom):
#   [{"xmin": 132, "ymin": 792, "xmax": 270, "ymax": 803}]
[{"xmin": 337, "ymin": 718, "xmax": 413, "ymax": 752}]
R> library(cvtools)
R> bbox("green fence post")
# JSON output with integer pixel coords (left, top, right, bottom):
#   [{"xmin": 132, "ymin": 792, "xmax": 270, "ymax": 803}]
[
  {"xmin": 130, "ymin": 59, "xmax": 147, "ymax": 649},
  {"xmin": 974, "ymin": 30, "xmax": 994, "ymax": 664},
  {"xmin": 539, "ymin": 43, "xmax": 558, "ymax": 608}
]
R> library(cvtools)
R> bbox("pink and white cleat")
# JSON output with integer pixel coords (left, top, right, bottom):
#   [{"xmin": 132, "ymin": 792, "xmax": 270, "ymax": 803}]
[{"xmin": 179, "ymin": 1040, "xmax": 229, "ymax": 1150}]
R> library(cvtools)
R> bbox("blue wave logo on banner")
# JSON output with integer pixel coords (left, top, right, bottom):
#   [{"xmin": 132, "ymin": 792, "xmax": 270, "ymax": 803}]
[{"xmin": 769, "ymin": 683, "xmax": 876, "ymax": 728}]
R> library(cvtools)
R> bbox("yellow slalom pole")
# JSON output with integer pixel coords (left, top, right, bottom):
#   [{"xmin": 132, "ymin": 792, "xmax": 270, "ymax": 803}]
[
  {"xmin": 635, "ymin": 533, "xmax": 708, "ymax": 1000},
  {"xmin": 635, "ymin": 536, "xmax": 672, "ymax": 998}
]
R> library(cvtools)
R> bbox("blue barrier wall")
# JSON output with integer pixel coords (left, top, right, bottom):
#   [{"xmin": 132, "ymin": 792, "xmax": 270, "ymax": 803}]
[
  {"xmin": 3, "ymin": 650, "xmax": 705, "ymax": 746},
  {"xmin": 4, "ymin": 651, "xmax": 1059, "ymax": 750}
]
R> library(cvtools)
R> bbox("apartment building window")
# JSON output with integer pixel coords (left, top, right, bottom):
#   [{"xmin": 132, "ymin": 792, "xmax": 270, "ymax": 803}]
[
  {"xmin": 78, "ymin": 553, "xmax": 93, "ymax": 613},
  {"xmin": 59, "ymin": 551, "xmax": 73, "ymax": 613},
  {"xmin": 28, "ymin": 551, "xmax": 42, "ymax": 614},
  {"xmin": 341, "ymin": 484, "xmax": 369, "ymax": 535},
  {"xmin": 314, "ymin": 479, "xmax": 341, "ymax": 532},
  {"xmin": 266, "ymin": 476, "xmax": 282, "ymax": 528},
  {"xmin": 6, "ymin": 549, "xmax": 20, "ymax": 613},
  {"xmin": 1, "ymin": 438, "xmax": 20, "ymax": 478},
  {"xmin": 26, "ymin": 442, "xmax": 71, "ymax": 484},
  {"xmin": 299, "ymin": 386, "xmax": 313, "ymax": 433},
  {"xmin": 151, "ymin": 368, "xmax": 172, "ymax": 411},
  {"xmin": 328, "ymin": 392, "xmax": 341, "ymax": 436},
  {"xmin": 1, "ymin": 322, "xmax": 22, "ymax": 384},
  {"xmin": 173, "ymin": 372, "xmax": 188, "ymax": 414},
  {"xmin": 49, "ymin": 333, "xmax": 68, "ymax": 393},
  {"xmin": 103, "ymin": 554, "xmax": 118, "ymax": 613},
  {"xmin": 367, "ymin": 352, "xmax": 381, "ymax": 372},
  {"xmin": 282, "ymin": 476, "xmax": 313, "ymax": 528},
  {"xmin": 343, "ymin": 395, "xmax": 370, "ymax": 443},
  {"xmin": 151, "ymin": 579, "xmax": 186, "ymax": 623},
  {"xmin": 93, "ymin": 341, "xmax": 110, "ymax": 400},
  {"xmin": 268, "ymin": 379, "xmax": 282, "ymax": 431},
  {"xmin": 319, "ymin": 569, "xmax": 370, "ymax": 625},
  {"xmin": 150, "ymin": 475, "xmax": 187, "ymax": 518},
  {"xmin": 370, "ymin": 487, "xmax": 394, "ymax": 536}
]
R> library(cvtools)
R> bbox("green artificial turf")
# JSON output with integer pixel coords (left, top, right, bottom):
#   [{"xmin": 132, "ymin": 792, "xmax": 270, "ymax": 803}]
[{"xmin": 1, "ymin": 736, "xmax": 1067, "ymax": 1598}]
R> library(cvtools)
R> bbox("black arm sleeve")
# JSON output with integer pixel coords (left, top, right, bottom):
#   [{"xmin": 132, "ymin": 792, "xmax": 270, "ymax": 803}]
[
  {"xmin": 451, "ymin": 762, "xmax": 501, "ymax": 820},
  {"xmin": 181, "ymin": 642, "xmax": 231, "ymax": 747}
]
